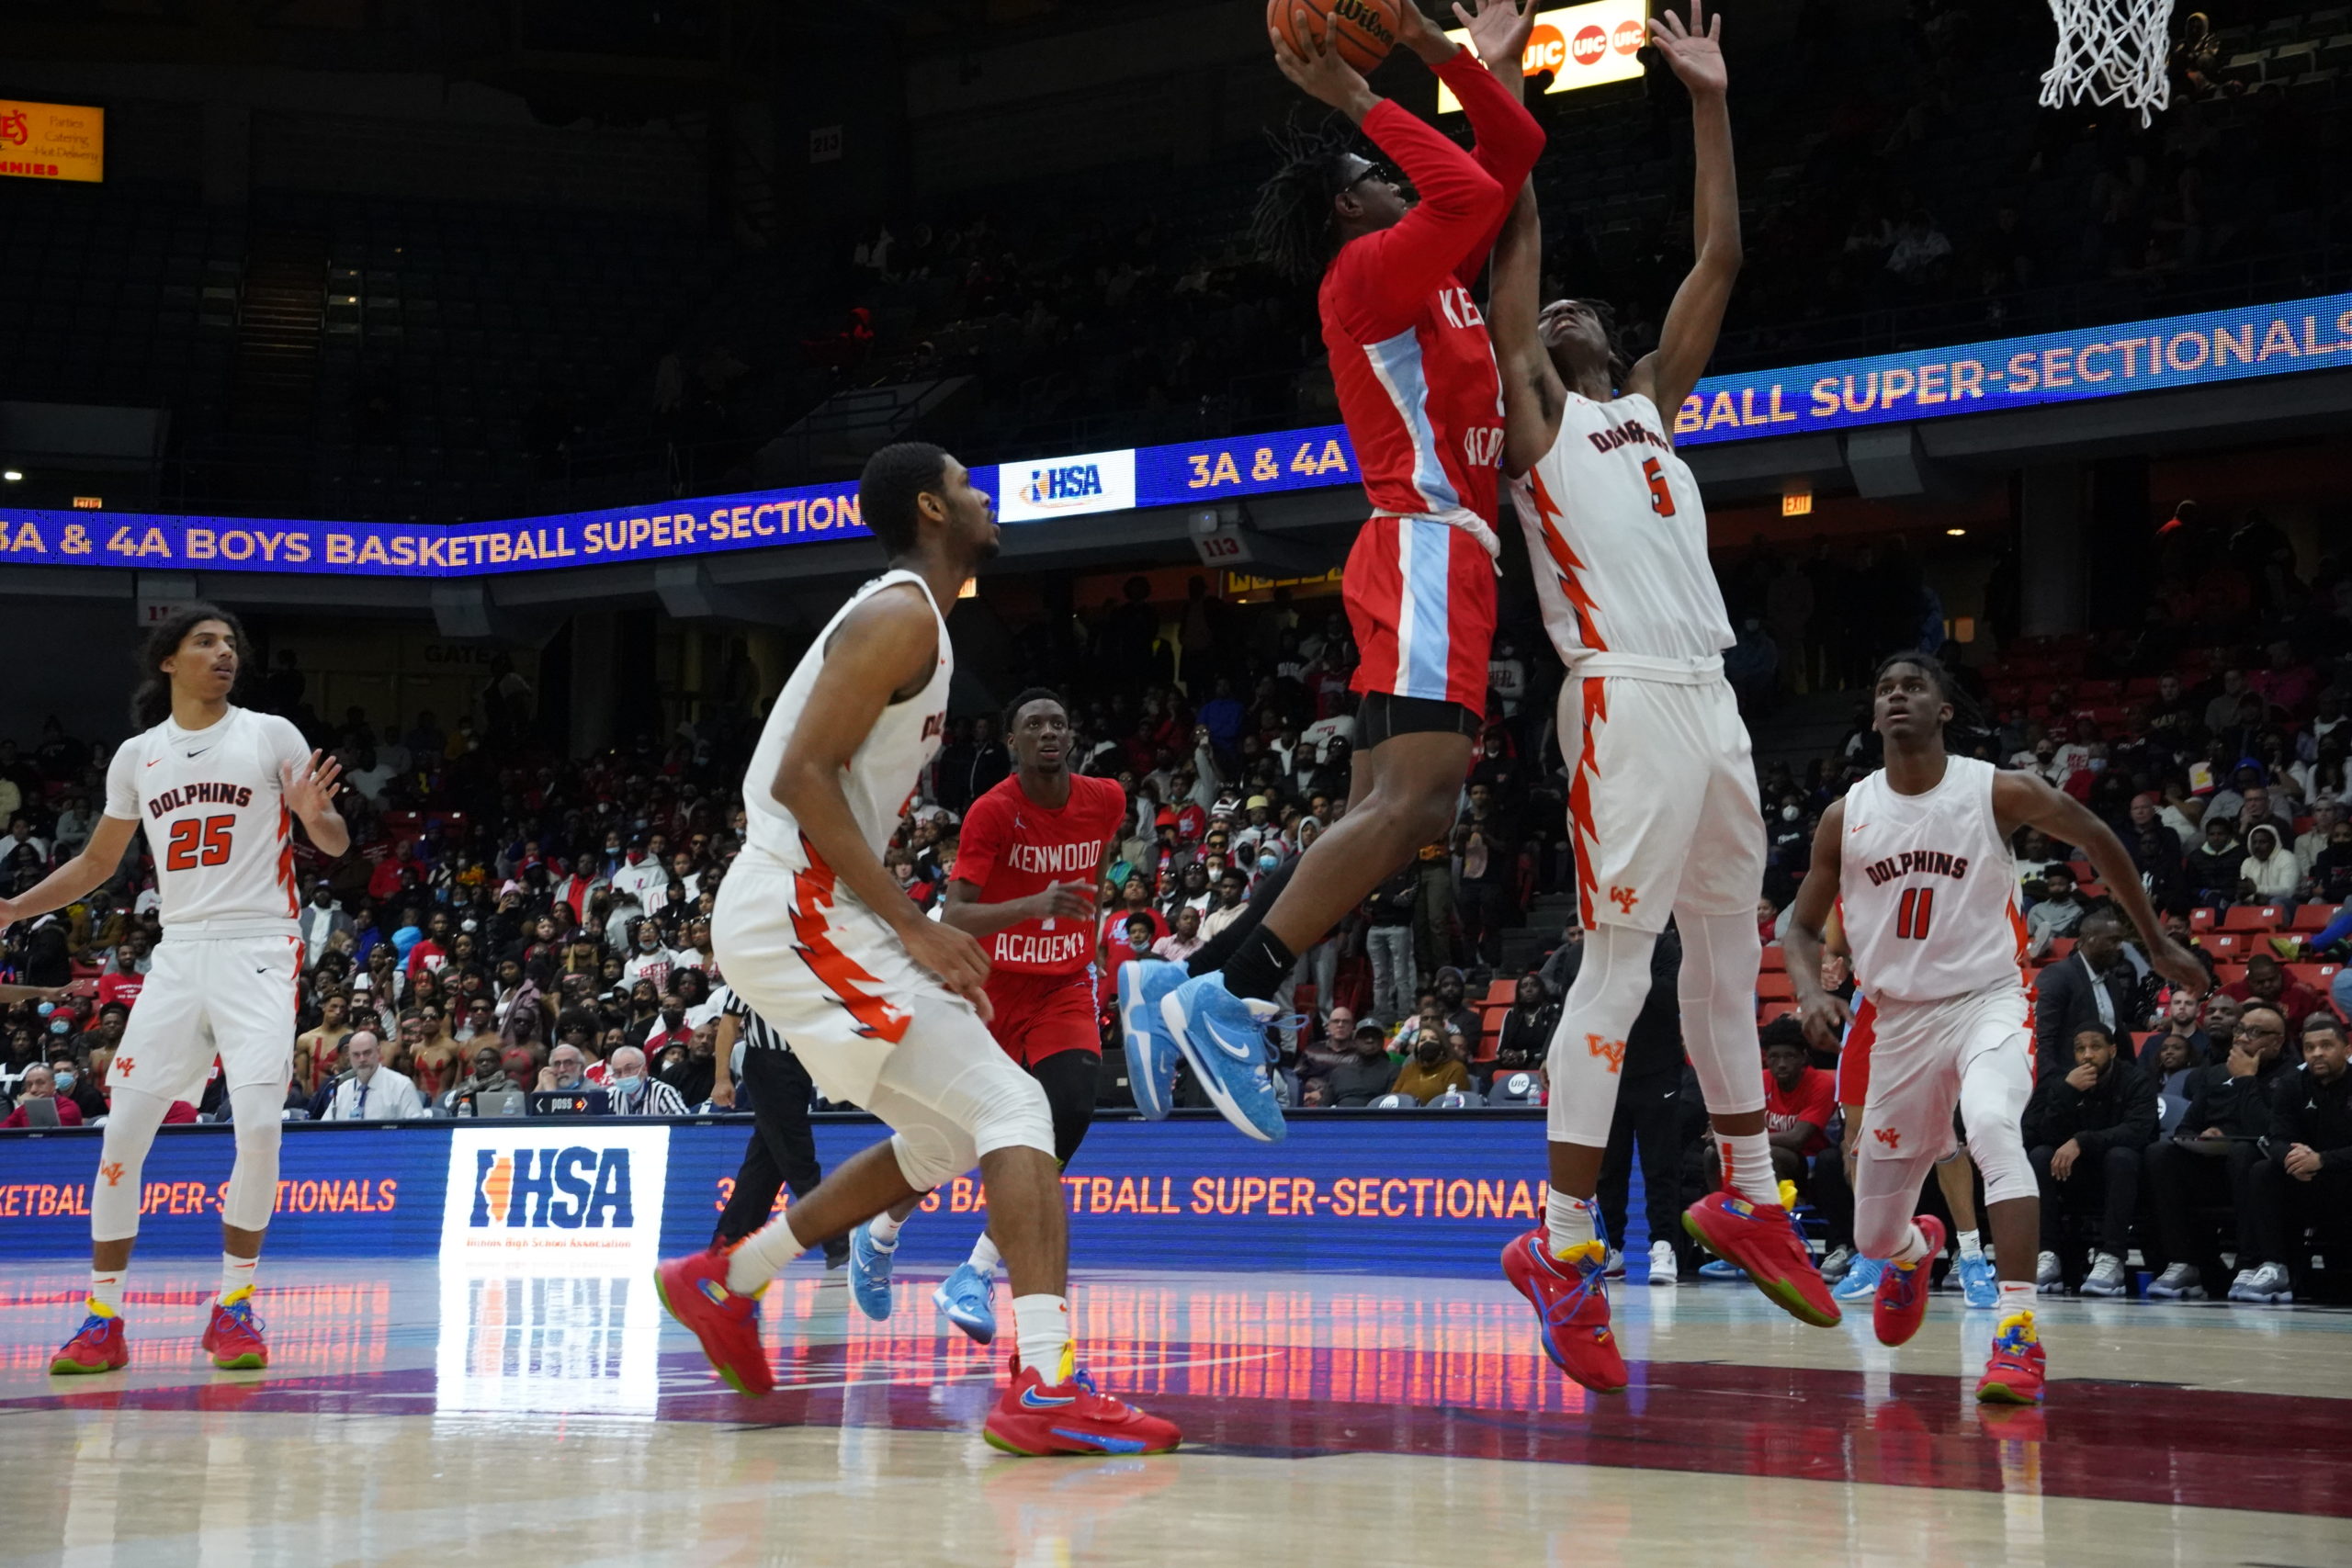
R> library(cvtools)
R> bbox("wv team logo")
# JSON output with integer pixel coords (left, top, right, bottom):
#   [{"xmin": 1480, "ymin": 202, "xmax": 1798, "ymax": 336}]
[
  {"xmin": 1017, "ymin": 462, "xmax": 1105, "ymax": 509},
  {"xmin": 469, "ymin": 1145, "xmax": 635, "ymax": 1231}
]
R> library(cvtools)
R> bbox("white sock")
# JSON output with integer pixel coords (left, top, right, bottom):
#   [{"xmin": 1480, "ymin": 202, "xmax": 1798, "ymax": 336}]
[
  {"xmin": 88, "ymin": 1269, "xmax": 125, "ymax": 1316},
  {"xmin": 966, "ymin": 1232, "xmax": 1001, "ymax": 1276},
  {"xmin": 1890, "ymin": 1223, "xmax": 1931, "ymax": 1267},
  {"xmin": 1012, "ymin": 1293, "xmax": 1071, "ymax": 1381},
  {"xmin": 219, "ymin": 1254, "xmax": 258, "ymax": 1304},
  {"xmin": 1545, "ymin": 1190, "xmax": 1599, "ymax": 1259},
  {"xmin": 724, "ymin": 1216, "xmax": 805, "ymax": 1295},
  {"xmin": 1719, "ymin": 1133, "xmax": 1781, "ymax": 1207},
  {"xmin": 866, "ymin": 1212, "xmax": 905, "ymax": 1249},
  {"xmin": 1997, "ymin": 1281, "xmax": 2036, "ymax": 1316},
  {"xmin": 1956, "ymin": 1228, "xmax": 1984, "ymax": 1259}
]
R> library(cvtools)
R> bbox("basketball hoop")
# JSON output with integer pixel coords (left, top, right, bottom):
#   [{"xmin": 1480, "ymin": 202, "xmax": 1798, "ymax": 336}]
[{"xmin": 2040, "ymin": 0, "xmax": 2176, "ymax": 126}]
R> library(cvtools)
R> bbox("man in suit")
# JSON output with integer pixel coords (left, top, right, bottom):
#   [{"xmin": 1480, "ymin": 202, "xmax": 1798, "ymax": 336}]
[{"xmin": 2032, "ymin": 908, "xmax": 2142, "ymax": 1079}]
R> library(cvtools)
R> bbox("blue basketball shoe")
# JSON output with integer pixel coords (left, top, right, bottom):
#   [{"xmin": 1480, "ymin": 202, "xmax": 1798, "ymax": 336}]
[
  {"xmin": 1159, "ymin": 973, "xmax": 1286, "ymax": 1142},
  {"xmin": 1955, "ymin": 1249, "xmax": 1998, "ymax": 1309},
  {"xmin": 1117, "ymin": 959, "xmax": 1186, "ymax": 1121},
  {"xmin": 847, "ymin": 1222, "xmax": 896, "ymax": 1322},
  {"xmin": 933, "ymin": 1262, "xmax": 997, "ymax": 1345},
  {"xmin": 1833, "ymin": 1257, "xmax": 1886, "ymax": 1303}
]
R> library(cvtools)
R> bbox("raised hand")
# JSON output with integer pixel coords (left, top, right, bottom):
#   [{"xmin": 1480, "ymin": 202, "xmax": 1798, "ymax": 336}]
[
  {"xmin": 1270, "ymin": 17, "xmax": 1380, "ymax": 118},
  {"xmin": 1452, "ymin": 0, "xmax": 1535, "ymax": 74},
  {"xmin": 282, "ymin": 750, "xmax": 344, "ymax": 820},
  {"xmin": 1649, "ymin": 0, "xmax": 1726, "ymax": 97}
]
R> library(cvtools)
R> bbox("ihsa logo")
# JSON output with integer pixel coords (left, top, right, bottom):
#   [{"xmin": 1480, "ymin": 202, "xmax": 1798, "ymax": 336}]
[
  {"xmin": 1018, "ymin": 464, "xmax": 1104, "ymax": 507},
  {"xmin": 469, "ymin": 1145, "xmax": 636, "ymax": 1230}
]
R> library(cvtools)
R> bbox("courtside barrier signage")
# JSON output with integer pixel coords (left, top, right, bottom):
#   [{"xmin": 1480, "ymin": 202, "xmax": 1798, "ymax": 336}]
[
  {"xmin": 6, "ymin": 290, "xmax": 2343, "ymax": 576},
  {"xmin": 0, "ymin": 1115, "xmax": 1608, "ymax": 1277},
  {"xmin": 437, "ymin": 1124, "xmax": 669, "ymax": 1269}
]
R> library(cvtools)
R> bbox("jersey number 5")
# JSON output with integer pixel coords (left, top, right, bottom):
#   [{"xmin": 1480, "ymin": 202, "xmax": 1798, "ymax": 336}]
[
  {"xmin": 1894, "ymin": 887, "xmax": 1935, "ymax": 942},
  {"xmin": 165, "ymin": 814, "xmax": 235, "ymax": 871},
  {"xmin": 1641, "ymin": 457, "xmax": 1677, "ymax": 517}
]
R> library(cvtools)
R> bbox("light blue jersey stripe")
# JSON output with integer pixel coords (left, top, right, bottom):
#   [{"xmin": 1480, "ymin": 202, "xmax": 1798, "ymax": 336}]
[
  {"xmin": 1397, "ymin": 518, "xmax": 1454, "ymax": 700},
  {"xmin": 1362, "ymin": 327, "xmax": 1462, "ymax": 517}
]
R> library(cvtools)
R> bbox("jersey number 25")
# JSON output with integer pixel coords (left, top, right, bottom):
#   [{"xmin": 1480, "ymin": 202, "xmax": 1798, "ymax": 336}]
[{"xmin": 165, "ymin": 814, "xmax": 235, "ymax": 871}]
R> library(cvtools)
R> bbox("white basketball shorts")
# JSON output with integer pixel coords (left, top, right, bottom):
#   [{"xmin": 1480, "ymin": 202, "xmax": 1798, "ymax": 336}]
[
  {"xmin": 107, "ymin": 932, "xmax": 302, "ymax": 1106},
  {"xmin": 1558, "ymin": 657, "xmax": 1766, "ymax": 933}
]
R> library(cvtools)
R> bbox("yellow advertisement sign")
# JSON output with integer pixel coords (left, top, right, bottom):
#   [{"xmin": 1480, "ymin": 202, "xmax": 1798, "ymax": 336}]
[
  {"xmin": 1437, "ymin": 0, "xmax": 1650, "ymax": 113},
  {"xmin": 0, "ymin": 99, "xmax": 105, "ymax": 184}
]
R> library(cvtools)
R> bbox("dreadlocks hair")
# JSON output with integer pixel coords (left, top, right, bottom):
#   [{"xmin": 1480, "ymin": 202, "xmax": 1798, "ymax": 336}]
[
  {"xmin": 132, "ymin": 602, "xmax": 250, "ymax": 729},
  {"xmin": 1002, "ymin": 685, "xmax": 1069, "ymax": 738},
  {"xmin": 1550, "ymin": 297, "xmax": 1636, "ymax": 393},
  {"xmin": 1252, "ymin": 116, "xmax": 1366, "ymax": 284}
]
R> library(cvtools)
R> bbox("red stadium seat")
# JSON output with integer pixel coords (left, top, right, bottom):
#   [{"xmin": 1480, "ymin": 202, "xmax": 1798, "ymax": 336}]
[
  {"xmin": 2077, "ymin": 882, "xmax": 2106, "ymax": 899},
  {"xmin": 2122, "ymin": 676, "xmax": 2162, "ymax": 698},
  {"xmin": 2294, "ymin": 905, "xmax": 2336, "ymax": 932},
  {"xmin": 2289, "ymin": 964, "xmax": 2332, "ymax": 993},
  {"xmin": 2215, "ymin": 962, "xmax": 2250, "ymax": 989},
  {"xmin": 1759, "ymin": 944, "xmax": 1787, "ymax": 972},
  {"xmin": 2075, "ymin": 679, "xmax": 2121, "ymax": 701},
  {"xmin": 2204, "ymin": 932, "xmax": 2248, "ymax": 962},
  {"xmin": 1756, "ymin": 971, "xmax": 1797, "ymax": 1002},
  {"xmin": 2189, "ymin": 908, "xmax": 2219, "ymax": 932},
  {"xmin": 2222, "ymin": 906, "xmax": 2284, "ymax": 933},
  {"xmin": 2042, "ymin": 937, "xmax": 2076, "ymax": 965},
  {"xmin": 1482, "ymin": 977, "xmax": 1515, "ymax": 1006}
]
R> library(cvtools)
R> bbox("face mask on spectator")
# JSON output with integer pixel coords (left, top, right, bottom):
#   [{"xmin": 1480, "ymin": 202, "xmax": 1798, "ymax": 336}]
[
  {"xmin": 1258, "ymin": 852, "xmax": 1278, "ymax": 871},
  {"xmin": 35, "ymin": 1002, "xmax": 53, "ymax": 1018},
  {"xmin": 1781, "ymin": 805, "xmax": 1800, "ymax": 822},
  {"xmin": 612, "ymin": 1071, "xmax": 642, "ymax": 1091},
  {"xmin": 49, "ymin": 1020, "xmax": 69, "ymax": 1037},
  {"xmin": 53, "ymin": 1070, "xmax": 74, "ymax": 1093}
]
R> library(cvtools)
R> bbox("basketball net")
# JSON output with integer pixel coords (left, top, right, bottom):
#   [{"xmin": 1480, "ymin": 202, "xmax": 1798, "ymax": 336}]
[{"xmin": 2041, "ymin": 0, "xmax": 2175, "ymax": 126}]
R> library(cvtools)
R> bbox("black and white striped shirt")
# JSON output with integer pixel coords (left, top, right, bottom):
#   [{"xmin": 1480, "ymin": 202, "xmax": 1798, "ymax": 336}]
[{"xmin": 714, "ymin": 985, "xmax": 791, "ymax": 1054}]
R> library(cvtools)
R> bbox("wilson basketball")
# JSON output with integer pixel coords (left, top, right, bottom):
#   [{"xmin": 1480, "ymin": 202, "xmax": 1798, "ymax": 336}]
[{"xmin": 1270, "ymin": 0, "xmax": 1403, "ymax": 74}]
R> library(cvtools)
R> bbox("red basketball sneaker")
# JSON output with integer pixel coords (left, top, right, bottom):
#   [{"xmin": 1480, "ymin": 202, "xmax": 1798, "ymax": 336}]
[
  {"xmin": 653, "ymin": 1247, "xmax": 773, "ymax": 1397},
  {"xmin": 1974, "ymin": 1310, "xmax": 2047, "ymax": 1404},
  {"xmin": 50, "ymin": 1310, "xmax": 128, "ymax": 1375},
  {"xmin": 200, "ymin": 1291, "xmax": 269, "ymax": 1370},
  {"xmin": 982, "ymin": 1355, "xmax": 1182, "ymax": 1457},
  {"xmin": 1682, "ymin": 1191, "xmax": 1840, "ymax": 1327},
  {"xmin": 1500, "ymin": 1228, "xmax": 1628, "ymax": 1393},
  {"xmin": 1872, "ymin": 1215, "xmax": 1946, "ymax": 1348}
]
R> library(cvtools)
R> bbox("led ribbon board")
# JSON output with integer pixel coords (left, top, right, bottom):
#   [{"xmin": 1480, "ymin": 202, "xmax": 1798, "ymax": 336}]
[{"xmin": 2, "ymin": 293, "xmax": 2345, "ymax": 578}]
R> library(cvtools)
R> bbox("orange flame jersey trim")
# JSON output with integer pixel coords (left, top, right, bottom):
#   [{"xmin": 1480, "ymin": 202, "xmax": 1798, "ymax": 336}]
[
  {"xmin": 789, "ymin": 835, "xmax": 911, "ymax": 1043},
  {"xmin": 1526, "ymin": 470, "xmax": 1609, "ymax": 654},
  {"xmin": 276, "ymin": 801, "xmax": 298, "ymax": 917},
  {"xmin": 1567, "ymin": 676, "xmax": 1609, "ymax": 930}
]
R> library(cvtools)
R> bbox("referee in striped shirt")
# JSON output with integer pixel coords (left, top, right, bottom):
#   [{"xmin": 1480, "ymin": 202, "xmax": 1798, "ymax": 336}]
[{"xmin": 710, "ymin": 983, "xmax": 852, "ymax": 1269}]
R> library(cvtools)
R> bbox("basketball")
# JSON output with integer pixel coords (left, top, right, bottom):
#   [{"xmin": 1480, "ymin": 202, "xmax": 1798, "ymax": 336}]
[{"xmin": 1269, "ymin": 0, "xmax": 1403, "ymax": 74}]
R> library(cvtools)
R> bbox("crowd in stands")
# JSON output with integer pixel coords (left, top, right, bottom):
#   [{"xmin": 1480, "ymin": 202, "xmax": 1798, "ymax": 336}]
[{"xmin": 1, "ymin": 494, "xmax": 2349, "ymax": 1298}]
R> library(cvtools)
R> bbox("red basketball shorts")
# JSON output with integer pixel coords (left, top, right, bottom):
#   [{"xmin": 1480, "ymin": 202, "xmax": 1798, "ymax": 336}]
[
  {"xmin": 1344, "ymin": 514, "xmax": 1496, "ymax": 717},
  {"xmin": 985, "ymin": 966, "xmax": 1102, "ymax": 1068},
  {"xmin": 1837, "ymin": 993, "xmax": 1877, "ymax": 1107}
]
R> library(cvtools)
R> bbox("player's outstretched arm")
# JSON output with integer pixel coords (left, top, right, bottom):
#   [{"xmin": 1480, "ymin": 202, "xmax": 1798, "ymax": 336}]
[
  {"xmin": 1627, "ymin": 1, "xmax": 1739, "ymax": 434},
  {"xmin": 1454, "ymin": 0, "xmax": 1537, "ymax": 101},
  {"xmin": 775, "ymin": 587, "xmax": 992, "ymax": 1018},
  {"xmin": 0, "ymin": 816, "xmax": 138, "ymax": 930},
  {"xmin": 1993, "ymin": 770, "xmax": 2209, "ymax": 998},
  {"xmin": 1492, "ymin": 182, "xmax": 1565, "ymax": 477},
  {"xmin": 1781, "ymin": 798, "xmax": 1849, "ymax": 1052}
]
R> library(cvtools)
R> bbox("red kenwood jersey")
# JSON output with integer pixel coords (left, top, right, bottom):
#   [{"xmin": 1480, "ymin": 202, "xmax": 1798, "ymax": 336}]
[
  {"xmin": 954, "ymin": 773, "xmax": 1126, "ymax": 974},
  {"xmin": 1321, "ymin": 51, "xmax": 1544, "ymax": 554}
]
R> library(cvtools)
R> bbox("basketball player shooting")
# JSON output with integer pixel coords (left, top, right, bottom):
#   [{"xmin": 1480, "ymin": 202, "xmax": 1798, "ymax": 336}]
[
  {"xmin": 843, "ymin": 687, "xmax": 1124, "ymax": 1348},
  {"xmin": 1781, "ymin": 654, "xmax": 2205, "ymax": 1404},
  {"xmin": 1478, "ymin": 2, "xmax": 1835, "ymax": 1388},
  {"xmin": 1123, "ymin": 0, "xmax": 1544, "ymax": 1143},
  {"xmin": 653, "ymin": 443, "xmax": 1175, "ymax": 1457},
  {"xmin": 7, "ymin": 606, "xmax": 349, "ymax": 1375}
]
